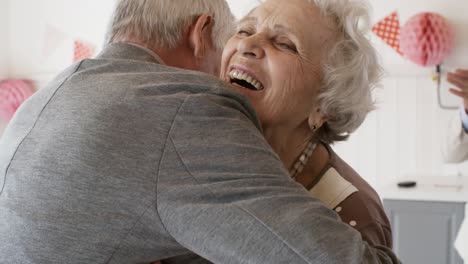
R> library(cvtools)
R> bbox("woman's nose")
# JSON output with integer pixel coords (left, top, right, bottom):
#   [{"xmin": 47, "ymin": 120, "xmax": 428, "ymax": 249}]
[{"xmin": 237, "ymin": 34, "xmax": 265, "ymax": 59}]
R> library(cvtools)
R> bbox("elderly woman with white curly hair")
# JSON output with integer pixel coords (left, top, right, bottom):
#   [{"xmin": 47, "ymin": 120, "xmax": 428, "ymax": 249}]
[
  {"xmin": 159, "ymin": 0, "xmax": 393, "ymax": 263},
  {"xmin": 220, "ymin": 0, "xmax": 392, "ymax": 247}
]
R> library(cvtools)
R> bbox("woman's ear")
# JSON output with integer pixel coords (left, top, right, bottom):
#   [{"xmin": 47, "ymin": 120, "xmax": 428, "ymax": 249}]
[
  {"xmin": 308, "ymin": 107, "xmax": 328, "ymax": 132},
  {"xmin": 188, "ymin": 14, "xmax": 214, "ymax": 59}
]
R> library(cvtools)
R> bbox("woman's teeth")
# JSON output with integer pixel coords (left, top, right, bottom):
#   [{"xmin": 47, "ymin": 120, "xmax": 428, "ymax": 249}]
[{"xmin": 229, "ymin": 69, "xmax": 264, "ymax": 91}]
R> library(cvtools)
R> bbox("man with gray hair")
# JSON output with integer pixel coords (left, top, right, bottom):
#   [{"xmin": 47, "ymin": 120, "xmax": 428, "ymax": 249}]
[{"xmin": 0, "ymin": 0, "xmax": 399, "ymax": 263}]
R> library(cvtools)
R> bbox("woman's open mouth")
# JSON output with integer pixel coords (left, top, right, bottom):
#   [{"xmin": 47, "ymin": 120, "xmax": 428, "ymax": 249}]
[{"xmin": 228, "ymin": 69, "xmax": 264, "ymax": 91}]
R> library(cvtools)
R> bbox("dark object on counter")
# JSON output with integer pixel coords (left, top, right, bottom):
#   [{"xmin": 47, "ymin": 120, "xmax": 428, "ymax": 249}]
[{"xmin": 397, "ymin": 181, "xmax": 417, "ymax": 188}]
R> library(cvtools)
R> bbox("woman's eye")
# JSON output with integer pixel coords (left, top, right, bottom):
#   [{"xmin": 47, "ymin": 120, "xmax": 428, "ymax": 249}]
[
  {"xmin": 277, "ymin": 42, "xmax": 297, "ymax": 52},
  {"xmin": 237, "ymin": 30, "xmax": 252, "ymax": 36}
]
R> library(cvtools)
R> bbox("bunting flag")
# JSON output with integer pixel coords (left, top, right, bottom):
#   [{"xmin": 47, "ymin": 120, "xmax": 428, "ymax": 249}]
[
  {"xmin": 73, "ymin": 40, "xmax": 96, "ymax": 62},
  {"xmin": 43, "ymin": 25, "xmax": 68, "ymax": 58},
  {"xmin": 0, "ymin": 80, "xmax": 35, "ymax": 122},
  {"xmin": 372, "ymin": 11, "xmax": 403, "ymax": 55}
]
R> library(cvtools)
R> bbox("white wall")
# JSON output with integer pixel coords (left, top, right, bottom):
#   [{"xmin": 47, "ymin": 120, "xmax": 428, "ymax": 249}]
[
  {"xmin": 0, "ymin": 0, "xmax": 9, "ymax": 78},
  {"xmin": 0, "ymin": 0, "xmax": 10, "ymax": 134},
  {"xmin": 8, "ymin": 0, "xmax": 116, "ymax": 88},
  {"xmin": 228, "ymin": 0, "xmax": 258, "ymax": 19}
]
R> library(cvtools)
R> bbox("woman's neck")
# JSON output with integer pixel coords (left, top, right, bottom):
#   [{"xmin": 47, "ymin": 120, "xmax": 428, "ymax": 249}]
[
  {"xmin": 262, "ymin": 123, "xmax": 314, "ymax": 170},
  {"xmin": 262, "ymin": 123, "xmax": 330, "ymax": 188}
]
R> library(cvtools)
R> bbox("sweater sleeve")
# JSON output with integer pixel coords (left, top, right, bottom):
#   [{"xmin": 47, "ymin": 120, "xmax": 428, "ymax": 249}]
[
  {"xmin": 156, "ymin": 92, "xmax": 401, "ymax": 264},
  {"xmin": 358, "ymin": 222, "xmax": 393, "ymax": 249}
]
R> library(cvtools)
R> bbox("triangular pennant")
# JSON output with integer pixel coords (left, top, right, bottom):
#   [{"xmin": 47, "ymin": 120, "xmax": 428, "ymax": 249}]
[
  {"xmin": 372, "ymin": 11, "xmax": 403, "ymax": 55},
  {"xmin": 43, "ymin": 25, "xmax": 68, "ymax": 58},
  {"xmin": 73, "ymin": 40, "xmax": 96, "ymax": 62}
]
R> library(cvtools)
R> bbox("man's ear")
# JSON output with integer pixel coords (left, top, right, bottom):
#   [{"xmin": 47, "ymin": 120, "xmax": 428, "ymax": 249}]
[{"xmin": 188, "ymin": 14, "xmax": 215, "ymax": 59}]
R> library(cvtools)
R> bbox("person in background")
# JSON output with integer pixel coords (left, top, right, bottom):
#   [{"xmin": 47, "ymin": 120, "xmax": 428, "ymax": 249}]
[
  {"xmin": 0, "ymin": 0, "xmax": 399, "ymax": 263},
  {"xmin": 443, "ymin": 68, "xmax": 468, "ymax": 162}
]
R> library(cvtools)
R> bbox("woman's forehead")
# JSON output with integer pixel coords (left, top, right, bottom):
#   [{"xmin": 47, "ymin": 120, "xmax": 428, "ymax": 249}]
[
  {"xmin": 239, "ymin": 0, "xmax": 337, "ymax": 45},
  {"xmin": 242, "ymin": 0, "xmax": 329, "ymax": 31}
]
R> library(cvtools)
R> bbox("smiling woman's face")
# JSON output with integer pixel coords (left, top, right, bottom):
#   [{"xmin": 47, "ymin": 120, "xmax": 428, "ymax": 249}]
[{"xmin": 220, "ymin": 0, "xmax": 337, "ymax": 130}]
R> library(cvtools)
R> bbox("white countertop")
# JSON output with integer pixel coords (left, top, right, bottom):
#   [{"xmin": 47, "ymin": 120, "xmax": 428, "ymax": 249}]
[{"xmin": 378, "ymin": 177, "xmax": 468, "ymax": 203}]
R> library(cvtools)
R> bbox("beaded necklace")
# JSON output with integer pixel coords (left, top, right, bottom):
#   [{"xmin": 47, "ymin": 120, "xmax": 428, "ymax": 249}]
[{"xmin": 289, "ymin": 141, "xmax": 317, "ymax": 179}]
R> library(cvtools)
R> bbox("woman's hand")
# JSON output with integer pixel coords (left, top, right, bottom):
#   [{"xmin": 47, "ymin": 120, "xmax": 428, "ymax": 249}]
[{"xmin": 448, "ymin": 68, "xmax": 468, "ymax": 110}]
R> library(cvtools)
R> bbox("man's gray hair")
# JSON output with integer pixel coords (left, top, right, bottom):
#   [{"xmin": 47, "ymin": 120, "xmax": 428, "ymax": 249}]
[
  {"xmin": 311, "ymin": 0, "xmax": 382, "ymax": 144},
  {"xmin": 106, "ymin": 0, "xmax": 236, "ymax": 51}
]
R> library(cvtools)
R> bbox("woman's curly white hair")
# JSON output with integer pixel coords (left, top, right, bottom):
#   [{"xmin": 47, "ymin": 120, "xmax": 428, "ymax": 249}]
[{"xmin": 311, "ymin": 0, "xmax": 383, "ymax": 144}]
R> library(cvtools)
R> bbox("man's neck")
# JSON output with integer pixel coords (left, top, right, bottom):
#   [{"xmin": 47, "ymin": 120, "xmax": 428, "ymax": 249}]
[
  {"xmin": 124, "ymin": 42, "xmax": 166, "ymax": 64},
  {"xmin": 122, "ymin": 39, "xmax": 196, "ymax": 71},
  {"xmin": 155, "ymin": 46, "xmax": 198, "ymax": 71}
]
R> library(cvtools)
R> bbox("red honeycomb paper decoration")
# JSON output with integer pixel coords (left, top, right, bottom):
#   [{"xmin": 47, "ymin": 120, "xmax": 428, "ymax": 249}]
[{"xmin": 400, "ymin": 12, "xmax": 455, "ymax": 67}]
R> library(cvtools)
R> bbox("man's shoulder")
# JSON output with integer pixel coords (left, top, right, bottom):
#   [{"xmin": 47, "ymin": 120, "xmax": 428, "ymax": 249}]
[
  {"xmin": 48, "ymin": 57, "xmax": 259, "ymax": 127},
  {"xmin": 82, "ymin": 57, "xmax": 232, "ymax": 94}
]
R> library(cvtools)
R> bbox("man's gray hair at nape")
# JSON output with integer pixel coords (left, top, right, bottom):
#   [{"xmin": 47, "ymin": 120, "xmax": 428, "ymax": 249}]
[{"xmin": 106, "ymin": 0, "xmax": 236, "ymax": 51}]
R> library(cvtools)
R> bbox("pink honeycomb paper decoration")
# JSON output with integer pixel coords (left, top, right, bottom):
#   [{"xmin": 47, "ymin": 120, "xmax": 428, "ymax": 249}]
[
  {"xmin": 0, "ymin": 80, "xmax": 35, "ymax": 122},
  {"xmin": 400, "ymin": 12, "xmax": 455, "ymax": 67}
]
